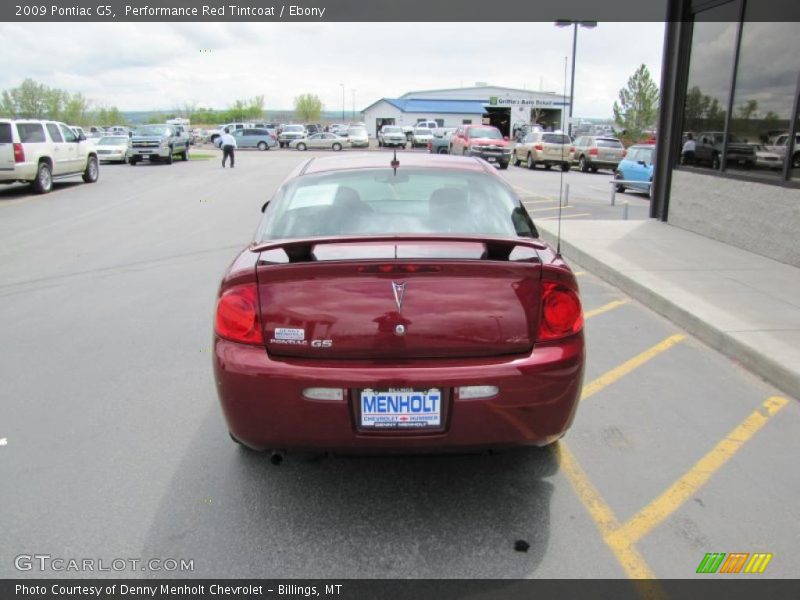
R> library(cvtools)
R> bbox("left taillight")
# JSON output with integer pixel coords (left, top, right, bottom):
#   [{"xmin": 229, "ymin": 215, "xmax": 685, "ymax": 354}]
[
  {"xmin": 13, "ymin": 143, "xmax": 25, "ymax": 163},
  {"xmin": 215, "ymin": 284, "xmax": 263, "ymax": 345},
  {"xmin": 536, "ymin": 281, "xmax": 583, "ymax": 342}
]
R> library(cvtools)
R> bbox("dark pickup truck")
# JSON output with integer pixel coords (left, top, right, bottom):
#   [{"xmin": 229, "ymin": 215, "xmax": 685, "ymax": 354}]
[{"xmin": 695, "ymin": 131, "xmax": 755, "ymax": 169}]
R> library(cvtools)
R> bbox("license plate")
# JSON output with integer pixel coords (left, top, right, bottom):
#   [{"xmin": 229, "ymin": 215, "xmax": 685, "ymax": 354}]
[
  {"xmin": 360, "ymin": 388, "xmax": 442, "ymax": 429},
  {"xmin": 487, "ymin": 157, "xmax": 497, "ymax": 162}
]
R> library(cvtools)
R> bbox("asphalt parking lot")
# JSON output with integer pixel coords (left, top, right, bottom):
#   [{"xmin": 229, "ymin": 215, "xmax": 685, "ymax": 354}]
[{"xmin": 1, "ymin": 149, "xmax": 798, "ymax": 581}]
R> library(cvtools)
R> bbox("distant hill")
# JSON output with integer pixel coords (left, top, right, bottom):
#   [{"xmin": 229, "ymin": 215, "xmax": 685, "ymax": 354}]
[{"xmin": 122, "ymin": 110, "xmax": 360, "ymax": 125}]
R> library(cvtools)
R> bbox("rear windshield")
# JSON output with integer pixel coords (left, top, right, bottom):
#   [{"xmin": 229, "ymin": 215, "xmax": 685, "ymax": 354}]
[
  {"xmin": 258, "ymin": 168, "xmax": 537, "ymax": 241},
  {"xmin": 348, "ymin": 127, "xmax": 367, "ymax": 135},
  {"xmin": 17, "ymin": 123, "xmax": 46, "ymax": 143},
  {"xmin": 467, "ymin": 127, "xmax": 502, "ymax": 139},
  {"xmin": 383, "ymin": 127, "xmax": 402, "ymax": 133},
  {"xmin": 542, "ymin": 134, "xmax": 570, "ymax": 144},
  {"xmin": 596, "ymin": 138, "xmax": 623, "ymax": 148},
  {"xmin": 0, "ymin": 123, "xmax": 12, "ymax": 143}
]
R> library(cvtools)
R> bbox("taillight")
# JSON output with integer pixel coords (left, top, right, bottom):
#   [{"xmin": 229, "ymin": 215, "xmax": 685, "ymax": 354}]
[
  {"xmin": 534, "ymin": 144, "xmax": 543, "ymax": 151},
  {"xmin": 536, "ymin": 281, "xmax": 583, "ymax": 342},
  {"xmin": 215, "ymin": 284, "xmax": 263, "ymax": 345},
  {"xmin": 569, "ymin": 146, "xmax": 575, "ymax": 153},
  {"xmin": 589, "ymin": 148, "xmax": 598, "ymax": 156},
  {"xmin": 13, "ymin": 143, "xmax": 25, "ymax": 163}
]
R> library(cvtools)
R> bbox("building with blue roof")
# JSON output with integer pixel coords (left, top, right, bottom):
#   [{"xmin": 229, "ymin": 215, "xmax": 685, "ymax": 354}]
[{"xmin": 361, "ymin": 84, "xmax": 569, "ymax": 138}]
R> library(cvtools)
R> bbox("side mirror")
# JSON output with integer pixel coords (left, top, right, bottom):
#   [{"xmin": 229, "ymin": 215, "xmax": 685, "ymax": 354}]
[{"xmin": 261, "ymin": 200, "xmax": 270, "ymax": 213}]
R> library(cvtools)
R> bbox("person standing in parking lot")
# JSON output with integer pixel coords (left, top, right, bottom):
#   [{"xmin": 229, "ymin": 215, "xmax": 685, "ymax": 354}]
[{"xmin": 217, "ymin": 131, "xmax": 237, "ymax": 168}]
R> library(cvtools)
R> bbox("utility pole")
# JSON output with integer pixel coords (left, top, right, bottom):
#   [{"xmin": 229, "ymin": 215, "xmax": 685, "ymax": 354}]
[{"xmin": 339, "ymin": 83, "xmax": 345, "ymax": 121}]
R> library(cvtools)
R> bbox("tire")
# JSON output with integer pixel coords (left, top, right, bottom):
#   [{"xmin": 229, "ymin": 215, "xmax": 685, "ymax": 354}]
[
  {"xmin": 544, "ymin": 164, "xmax": 552, "ymax": 170},
  {"xmin": 165, "ymin": 148, "xmax": 173, "ymax": 165},
  {"xmin": 128, "ymin": 157, "xmax": 138, "ymax": 165},
  {"xmin": 561, "ymin": 162, "xmax": 570, "ymax": 172},
  {"xmin": 332, "ymin": 142, "xmax": 342, "ymax": 151},
  {"xmin": 181, "ymin": 150, "xmax": 188, "ymax": 161},
  {"xmin": 792, "ymin": 152, "xmax": 800, "ymax": 169},
  {"xmin": 82, "ymin": 156, "xmax": 99, "ymax": 183},
  {"xmin": 614, "ymin": 172, "xmax": 625, "ymax": 193},
  {"xmin": 499, "ymin": 162, "xmax": 509, "ymax": 170},
  {"xmin": 579, "ymin": 156, "xmax": 588, "ymax": 172},
  {"xmin": 32, "ymin": 161, "xmax": 53, "ymax": 194},
  {"xmin": 257, "ymin": 142, "xmax": 267, "ymax": 151},
  {"xmin": 437, "ymin": 147, "xmax": 448, "ymax": 154},
  {"xmin": 513, "ymin": 152, "xmax": 521, "ymax": 167},
  {"xmin": 711, "ymin": 153, "xmax": 720, "ymax": 170},
  {"xmin": 590, "ymin": 166, "xmax": 598, "ymax": 173},
  {"xmin": 526, "ymin": 154, "xmax": 535, "ymax": 170},
  {"xmin": 296, "ymin": 143, "xmax": 307, "ymax": 151}
]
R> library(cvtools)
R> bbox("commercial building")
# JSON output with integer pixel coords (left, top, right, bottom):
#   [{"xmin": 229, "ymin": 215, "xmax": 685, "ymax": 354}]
[
  {"xmin": 654, "ymin": 0, "xmax": 800, "ymax": 266},
  {"xmin": 361, "ymin": 85, "xmax": 570, "ymax": 138}
]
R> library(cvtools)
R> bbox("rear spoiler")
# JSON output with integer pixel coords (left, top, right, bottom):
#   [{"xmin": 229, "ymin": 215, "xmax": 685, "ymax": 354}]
[{"xmin": 249, "ymin": 234, "xmax": 547, "ymax": 263}]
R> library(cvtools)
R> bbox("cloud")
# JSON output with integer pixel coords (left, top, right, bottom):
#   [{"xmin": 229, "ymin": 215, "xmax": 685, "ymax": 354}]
[{"xmin": 0, "ymin": 22, "xmax": 666, "ymax": 117}]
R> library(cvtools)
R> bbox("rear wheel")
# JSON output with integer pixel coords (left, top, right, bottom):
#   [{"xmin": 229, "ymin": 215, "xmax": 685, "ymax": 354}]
[
  {"xmin": 561, "ymin": 162, "xmax": 570, "ymax": 172},
  {"xmin": 332, "ymin": 142, "xmax": 342, "ymax": 151},
  {"xmin": 437, "ymin": 147, "xmax": 448, "ymax": 154},
  {"xmin": 257, "ymin": 142, "xmax": 267, "ymax": 151},
  {"xmin": 579, "ymin": 156, "xmax": 588, "ymax": 172},
  {"xmin": 513, "ymin": 151, "xmax": 521, "ymax": 167},
  {"xmin": 711, "ymin": 153, "xmax": 721, "ymax": 170},
  {"xmin": 82, "ymin": 156, "xmax": 99, "ymax": 183},
  {"xmin": 32, "ymin": 162, "xmax": 53, "ymax": 194},
  {"xmin": 296, "ymin": 143, "xmax": 307, "ymax": 151},
  {"xmin": 180, "ymin": 149, "xmax": 188, "ymax": 161},
  {"xmin": 165, "ymin": 148, "xmax": 173, "ymax": 165},
  {"xmin": 614, "ymin": 171, "xmax": 626, "ymax": 193},
  {"xmin": 527, "ymin": 154, "xmax": 535, "ymax": 170},
  {"xmin": 792, "ymin": 152, "xmax": 800, "ymax": 168}
]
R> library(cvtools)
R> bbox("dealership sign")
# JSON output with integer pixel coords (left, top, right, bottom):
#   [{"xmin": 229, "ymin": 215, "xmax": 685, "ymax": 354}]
[{"xmin": 488, "ymin": 96, "xmax": 564, "ymax": 107}]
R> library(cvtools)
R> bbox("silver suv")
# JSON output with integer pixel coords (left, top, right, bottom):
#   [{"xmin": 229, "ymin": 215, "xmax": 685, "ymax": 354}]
[
  {"xmin": 571, "ymin": 136, "xmax": 626, "ymax": 172},
  {"xmin": 0, "ymin": 119, "xmax": 99, "ymax": 194}
]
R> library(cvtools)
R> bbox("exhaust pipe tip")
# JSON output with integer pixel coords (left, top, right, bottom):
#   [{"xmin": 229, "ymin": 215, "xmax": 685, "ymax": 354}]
[{"xmin": 270, "ymin": 451, "xmax": 285, "ymax": 466}]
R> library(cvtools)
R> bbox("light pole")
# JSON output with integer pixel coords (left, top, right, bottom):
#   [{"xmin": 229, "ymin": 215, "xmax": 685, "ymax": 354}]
[
  {"xmin": 554, "ymin": 19, "xmax": 597, "ymax": 137},
  {"xmin": 339, "ymin": 83, "xmax": 345, "ymax": 122},
  {"xmin": 351, "ymin": 89, "xmax": 356, "ymax": 121}
]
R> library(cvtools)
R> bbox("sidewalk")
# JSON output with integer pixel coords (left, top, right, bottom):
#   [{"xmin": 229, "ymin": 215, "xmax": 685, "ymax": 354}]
[{"xmin": 535, "ymin": 219, "xmax": 800, "ymax": 399}]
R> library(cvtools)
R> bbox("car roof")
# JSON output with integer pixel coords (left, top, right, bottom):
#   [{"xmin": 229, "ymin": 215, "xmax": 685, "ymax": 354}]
[{"xmin": 300, "ymin": 152, "xmax": 490, "ymax": 176}]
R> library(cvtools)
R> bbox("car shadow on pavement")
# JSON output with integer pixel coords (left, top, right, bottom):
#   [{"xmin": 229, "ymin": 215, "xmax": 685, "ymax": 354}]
[
  {"xmin": 0, "ymin": 181, "xmax": 83, "ymax": 199},
  {"xmin": 140, "ymin": 404, "xmax": 558, "ymax": 578}
]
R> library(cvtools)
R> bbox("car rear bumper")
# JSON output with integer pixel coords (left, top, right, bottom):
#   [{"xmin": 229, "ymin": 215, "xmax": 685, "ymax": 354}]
[{"xmin": 214, "ymin": 335, "xmax": 584, "ymax": 453}]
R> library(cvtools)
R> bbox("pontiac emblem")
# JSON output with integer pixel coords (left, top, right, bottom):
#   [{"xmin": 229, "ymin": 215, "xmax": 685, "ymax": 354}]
[{"xmin": 391, "ymin": 281, "xmax": 406, "ymax": 313}]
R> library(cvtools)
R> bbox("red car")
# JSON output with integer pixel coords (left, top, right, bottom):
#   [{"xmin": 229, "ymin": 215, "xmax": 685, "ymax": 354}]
[
  {"xmin": 448, "ymin": 124, "xmax": 513, "ymax": 169},
  {"xmin": 213, "ymin": 153, "xmax": 584, "ymax": 458}
]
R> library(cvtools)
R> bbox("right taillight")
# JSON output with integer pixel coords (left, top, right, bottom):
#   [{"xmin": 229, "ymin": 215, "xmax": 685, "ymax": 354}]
[
  {"xmin": 215, "ymin": 284, "xmax": 263, "ymax": 345},
  {"xmin": 537, "ymin": 281, "xmax": 583, "ymax": 341},
  {"xmin": 13, "ymin": 143, "xmax": 25, "ymax": 163},
  {"xmin": 589, "ymin": 147, "xmax": 599, "ymax": 156},
  {"xmin": 534, "ymin": 144, "xmax": 543, "ymax": 151}
]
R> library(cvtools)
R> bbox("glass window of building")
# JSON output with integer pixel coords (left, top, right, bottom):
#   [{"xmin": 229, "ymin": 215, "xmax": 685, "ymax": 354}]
[
  {"xmin": 679, "ymin": 5, "xmax": 739, "ymax": 171},
  {"xmin": 726, "ymin": 18, "xmax": 800, "ymax": 179}
]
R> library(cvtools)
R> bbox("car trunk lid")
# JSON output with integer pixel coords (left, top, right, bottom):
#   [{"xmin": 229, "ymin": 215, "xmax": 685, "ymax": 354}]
[{"xmin": 255, "ymin": 239, "xmax": 542, "ymax": 360}]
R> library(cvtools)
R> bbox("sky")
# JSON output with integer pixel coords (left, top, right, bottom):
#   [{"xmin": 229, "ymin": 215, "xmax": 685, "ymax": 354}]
[{"xmin": 0, "ymin": 22, "xmax": 666, "ymax": 118}]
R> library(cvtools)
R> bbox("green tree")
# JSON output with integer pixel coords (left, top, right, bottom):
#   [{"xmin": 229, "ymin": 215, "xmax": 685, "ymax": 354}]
[
  {"xmin": 62, "ymin": 92, "xmax": 91, "ymax": 125},
  {"xmin": 737, "ymin": 99, "xmax": 758, "ymax": 120},
  {"xmin": 294, "ymin": 93, "xmax": 323, "ymax": 122},
  {"xmin": 8, "ymin": 78, "xmax": 50, "ymax": 118},
  {"xmin": 612, "ymin": 64, "xmax": 660, "ymax": 143}
]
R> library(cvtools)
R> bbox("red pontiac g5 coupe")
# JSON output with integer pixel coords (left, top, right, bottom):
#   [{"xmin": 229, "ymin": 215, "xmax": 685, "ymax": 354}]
[{"xmin": 213, "ymin": 153, "xmax": 584, "ymax": 456}]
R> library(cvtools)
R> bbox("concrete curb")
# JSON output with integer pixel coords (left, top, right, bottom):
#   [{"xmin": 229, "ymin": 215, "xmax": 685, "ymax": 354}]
[{"xmin": 538, "ymin": 229, "xmax": 800, "ymax": 399}]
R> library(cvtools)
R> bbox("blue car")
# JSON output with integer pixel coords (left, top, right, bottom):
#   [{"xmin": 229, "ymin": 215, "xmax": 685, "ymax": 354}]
[{"xmin": 614, "ymin": 144, "xmax": 655, "ymax": 197}]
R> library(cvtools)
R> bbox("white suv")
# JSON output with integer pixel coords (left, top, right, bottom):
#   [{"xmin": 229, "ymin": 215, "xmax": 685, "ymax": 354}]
[{"xmin": 0, "ymin": 119, "xmax": 99, "ymax": 194}]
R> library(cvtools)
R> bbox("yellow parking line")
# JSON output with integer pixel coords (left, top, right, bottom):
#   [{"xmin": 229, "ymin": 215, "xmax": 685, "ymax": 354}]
[
  {"xmin": 581, "ymin": 334, "xmax": 685, "ymax": 401},
  {"xmin": 537, "ymin": 213, "xmax": 592, "ymax": 220},
  {"xmin": 531, "ymin": 205, "xmax": 576, "ymax": 212},
  {"xmin": 558, "ymin": 443, "xmax": 661, "ymax": 583},
  {"xmin": 522, "ymin": 198, "xmax": 557, "ymax": 204},
  {"xmin": 573, "ymin": 271, "xmax": 586, "ymax": 276},
  {"xmin": 610, "ymin": 395, "xmax": 789, "ymax": 546},
  {"xmin": 584, "ymin": 299, "xmax": 629, "ymax": 319}
]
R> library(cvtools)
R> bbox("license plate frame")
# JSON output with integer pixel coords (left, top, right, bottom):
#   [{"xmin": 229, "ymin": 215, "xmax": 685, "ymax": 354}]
[{"xmin": 358, "ymin": 387, "xmax": 443, "ymax": 430}]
